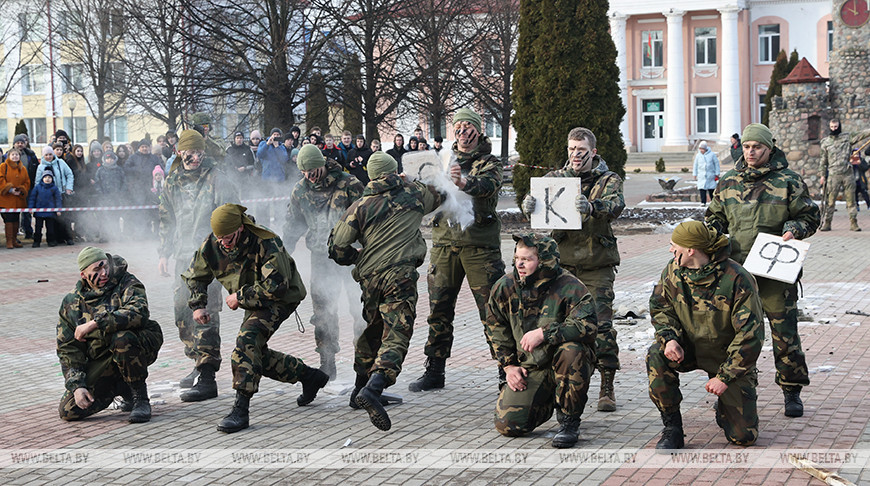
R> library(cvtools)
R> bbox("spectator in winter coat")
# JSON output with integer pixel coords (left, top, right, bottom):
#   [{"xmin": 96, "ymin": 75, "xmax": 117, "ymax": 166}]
[
  {"xmin": 345, "ymin": 134, "xmax": 372, "ymax": 184},
  {"xmin": 386, "ymin": 134, "xmax": 407, "ymax": 174},
  {"xmin": 693, "ymin": 141, "xmax": 720, "ymax": 205},
  {"xmin": 321, "ymin": 134, "xmax": 344, "ymax": 166},
  {"xmin": 338, "ymin": 131, "xmax": 354, "ymax": 161},
  {"xmin": 1, "ymin": 148, "xmax": 30, "ymax": 248},
  {"xmin": 28, "ymin": 168, "xmax": 63, "ymax": 247},
  {"xmin": 13, "ymin": 134, "xmax": 40, "ymax": 239}
]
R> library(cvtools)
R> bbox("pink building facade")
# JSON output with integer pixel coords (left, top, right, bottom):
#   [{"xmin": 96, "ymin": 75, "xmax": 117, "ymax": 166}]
[{"xmin": 609, "ymin": 0, "xmax": 834, "ymax": 152}]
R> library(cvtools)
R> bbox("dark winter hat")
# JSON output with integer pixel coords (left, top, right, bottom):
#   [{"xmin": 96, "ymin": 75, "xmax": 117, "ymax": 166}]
[
  {"xmin": 290, "ymin": 126, "xmax": 301, "ymax": 135},
  {"xmin": 297, "ymin": 144, "xmax": 325, "ymax": 171},
  {"xmin": 270, "ymin": 127, "xmax": 283, "ymax": 136},
  {"xmin": 55, "ymin": 129, "xmax": 70, "ymax": 140},
  {"xmin": 233, "ymin": 131, "xmax": 244, "ymax": 138},
  {"xmin": 177, "ymin": 129, "xmax": 205, "ymax": 152},
  {"xmin": 77, "ymin": 246, "xmax": 108, "ymax": 271},
  {"xmin": 453, "ymin": 107, "xmax": 482, "ymax": 133},
  {"xmin": 42, "ymin": 167, "xmax": 55, "ymax": 178},
  {"xmin": 13, "ymin": 134, "xmax": 27, "ymax": 144},
  {"xmin": 367, "ymin": 151, "xmax": 397, "ymax": 180}
]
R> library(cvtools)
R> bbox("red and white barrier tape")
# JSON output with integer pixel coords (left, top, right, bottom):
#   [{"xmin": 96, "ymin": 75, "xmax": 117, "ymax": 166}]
[
  {"xmin": 0, "ymin": 196, "xmax": 292, "ymax": 213},
  {"xmin": 504, "ymin": 162, "xmax": 560, "ymax": 170}
]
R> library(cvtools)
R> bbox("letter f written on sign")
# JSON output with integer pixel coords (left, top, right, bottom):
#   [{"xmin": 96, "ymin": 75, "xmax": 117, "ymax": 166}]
[{"xmin": 545, "ymin": 186, "xmax": 567, "ymax": 225}]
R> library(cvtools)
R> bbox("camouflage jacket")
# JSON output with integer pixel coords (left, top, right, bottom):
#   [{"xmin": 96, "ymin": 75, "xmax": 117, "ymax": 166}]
[
  {"xmin": 328, "ymin": 173, "xmax": 443, "ymax": 281},
  {"xmin": 158, "ymin": 157, "xmax": 239, "ymax": 260},
  {"xmin": 205, "ymin": 136, "xmax": 226, "ymax": 162},
  {"xmin": 284, "ymin": 159, "xmax": 365, "ymax": 256},
  {"xmin": 432, "ymin": 137, "xmax": 502, "ymax": 249},
  {"xmin": 485, "ymin": 234, "xmax": 598, "ymax": 371},
  {"xmin": 649, "ymin": 245, "xmax": 764, "ymax": 384},
  {"xmin": 820, "ymin": 129, "xmax": 870, "ymax": 177},
  {"xmin": 544, "ymin": 157, "xmax": 624, "ymax": 270},
  {"xmin": 706, "ymin": 148, "xmax": 820, "ymax": 264},
  {"xmin": 57, "ymin": 255, "xmax": 163, "ymax": 392},
  {"xmin": 182, "ymin": 229, "xmax": 306, "ymax": 311}
]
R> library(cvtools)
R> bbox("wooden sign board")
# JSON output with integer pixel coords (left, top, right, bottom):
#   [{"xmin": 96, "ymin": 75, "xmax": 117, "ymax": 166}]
[
  {"xmin": 529, "ymin": 178, "xmax": 582, "ymax": 230},
  {"xmin": 742, "ymin": 232, "xmax": 810, "ymax": 284},
  {"xmin": 401, "ymin": 151, "xmax": 446, "ymax": 184}
]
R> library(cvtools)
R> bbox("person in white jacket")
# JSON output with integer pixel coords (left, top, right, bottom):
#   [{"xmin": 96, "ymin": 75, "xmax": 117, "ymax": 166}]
[{"xmin": 693, "ymin": 141, "xmax": 720, "ymax": 205}]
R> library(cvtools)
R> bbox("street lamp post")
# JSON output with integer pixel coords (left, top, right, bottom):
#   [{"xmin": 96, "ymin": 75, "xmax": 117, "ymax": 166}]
[{"xmin": 68, "ymin": 98, "xmax": 77, "ymax": 143}]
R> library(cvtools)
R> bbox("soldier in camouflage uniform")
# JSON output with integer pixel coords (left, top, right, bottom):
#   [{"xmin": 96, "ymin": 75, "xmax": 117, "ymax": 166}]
[
  {"xmin": 158, "ymin": 129, "xmax": 238, "ymax": 401},
  {"xmin": 486, "ymin": 233, "xmax": 597, "ymax": 449},
  {"xmin": 411, "ymin": 107, "xmax": 506, "ymax": 393},
  {"xmin": 521, "ymin": 127, "xmax": 625, "ymax": 412},
  {"xmin": 284, "ymin": 145, "xmax": 365, "ymax": 380},
  {"xmin": 57, "ymin": 247, "xmax": 164, "ymax": 423},
  {"xmin": 819, "ymin": 118, "xmax": 870, "ymax": 232},
  {"xmin": 329, "ymin": 152, "xmax": 444, "ymax": 431},
  {"xmin": 649, "ymin": 221, "xmax": 764, "ymax": 449},
  {"xmin": 182, "ymin": 204, "xmax": 328, "ymax": 433},
  {"xmin": 190, "ymin": 112, "xmax": 226, "ymax": 164},
  {"xmin": 706, "ymin": 123, "xmax": 820, "ymax": 418}
]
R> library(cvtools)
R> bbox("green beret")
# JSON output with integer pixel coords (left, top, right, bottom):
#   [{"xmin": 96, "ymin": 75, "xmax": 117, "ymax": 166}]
[
  {"xmin": 297, "ymin": 144, "xmax": 325, "ymax": 171},
  {"xmin": 453, "ymin": 107, "xmax": 482, "ymax": 133},
  {"xmin": 367, "ymin": 151, "xmax": 398, "ymax": 180},
  {"xmin": 78, "ymin": 246, "xmax": 108, "ymax": 271},
  {"xmin": 177, "ymin": 130, "xmax": 205, "ymax": 152},
  {"xmin": 741, "ymin": 123, "xmax": 774, "ymax": 149}
]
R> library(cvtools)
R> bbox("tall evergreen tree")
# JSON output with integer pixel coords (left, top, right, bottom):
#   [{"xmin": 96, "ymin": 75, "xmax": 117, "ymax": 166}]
[
  {"xmin": 307, "ymin": 73, "xmax": 330, "ymax": 132},
  {"xmin": 511, "ymin": 0, "xmax": 626, "ymax": 206},
  {"xmin": 14, "ymin": 120, "xmax": 27, "ymax": 136},
  {"xmin": 342, "ymin": 55, "xmax": 363, "ymax": 136},
  {"xmin": 762, "ymin": 49, "xmax": 799, "ymax": 126}
]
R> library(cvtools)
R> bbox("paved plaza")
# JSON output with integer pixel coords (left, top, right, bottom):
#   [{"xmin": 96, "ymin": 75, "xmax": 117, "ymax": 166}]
[{"xmin": 1, "ymin": 188, "xmax": 869, "ymax": 484}]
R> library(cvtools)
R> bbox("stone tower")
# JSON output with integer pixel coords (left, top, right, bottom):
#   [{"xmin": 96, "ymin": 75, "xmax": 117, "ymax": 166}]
[{"xmin": 829, "ymin": 0, "xmax": 870, "ymax": 126}]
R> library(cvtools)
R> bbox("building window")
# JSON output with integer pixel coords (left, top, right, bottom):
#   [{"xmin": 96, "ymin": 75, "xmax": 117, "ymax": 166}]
[
  {"xmin": 695, "ymin": 27, "xmax": 717, "ymax": 65},
  {"xmin": 104, "ymin": 116, "xmax": 127, "ymax": 142},
  {"xmin": 65, "ymin": 117, "xmax": 87, "ymax": 144},
  {"xmin": 758, "ymin": 24, "xmax": 780, "ymax": 63},
  {"xmin": 24, "ymin": 118, "xmax": 48, "ymax": 144},
  {"xmin": 827, "ymin": 21, "xmax": 833, "ymax": 60},
  {"xmin": 105, "ymin": 62, "xmax": 126, "ymax": 93},
  {"xmin": 61, "ymin": 64, "xmax": 85, "ymax": 93},
  {"xmin": 642, "ymin": 30, "xmax": 664, "ymax": 68},
  {"xmin": 482, "ymin": 41, "xmax": 501, "ymax": 76},
  {"xmin": 695, "ymin": 96, "xmax": 718, "ymax": 134},
  {"xmin": 758, "ymin": 94, "xmax": 766, "ymax": 123},
  {"xmin": 18, "ymin": 12, "xmax": 42, "ymax": 41},
  {"xmin": 0, "ymin": 119, "xmax": 7, "ymax": 145},
  {"xmin": 21, "ymin": 65, "xmax": 45, "ymax": 95},
  {"xmin": 485, "ymin": 115, "xmax": 502, "ymax": 139}
]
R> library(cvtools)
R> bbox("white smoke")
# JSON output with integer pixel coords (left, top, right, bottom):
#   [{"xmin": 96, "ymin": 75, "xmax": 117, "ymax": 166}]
[{"xmin": 401, "ymin": 150, "xmax": 474, "ymax": 230}]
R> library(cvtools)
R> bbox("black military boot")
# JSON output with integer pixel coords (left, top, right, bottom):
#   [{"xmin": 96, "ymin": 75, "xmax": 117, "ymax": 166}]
[
  {"xmin": 217, "ymin": 391, "xmax": 251, "ymax": 433},
  {"xmin": 349, "ymin": 373, "xmax": 369, "ymax": 409},
  {"xmin": 598, "ymin": 369, "xmax": 616, "ymax": 412},
  {"xmin": 180, "ymin": 364, "xmax": 218, "ymax": 402},
  {"xmin": 356, "ymin": 372, "xmax": 391, "ymax": 431},
  {"xmin": 783, "ymin": 387, "xmax": 804, "ymax": 417},
  {"xmin": 128, "ymin": 382, "xmax": 152, "ymax": 423},
  {"xmin": 297, "ymin": 365, "xmax": 329, "ymax": 406},
  {"xmin": 179, "ymin": 368, "xmax": 200, "ymax": 389},
  {"xmin": 656, "ymin": 410, "xmax": 685, "ymax": 451},
  {"xmin": 552, "ymin": 410, "xmax": 581, "ymax": 448},
  {"xmin": 408, "ymin": 357, "xmax": 445, "ymax": 392},
  {"xmin": 319, "ymin": 352, "xmax": 337, "ymax": 381}
]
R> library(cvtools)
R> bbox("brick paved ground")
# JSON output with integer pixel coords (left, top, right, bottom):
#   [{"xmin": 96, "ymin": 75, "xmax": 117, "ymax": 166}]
[{"xmin": 1, "ymin": 205, "xmax": 868, "ymax": 485}]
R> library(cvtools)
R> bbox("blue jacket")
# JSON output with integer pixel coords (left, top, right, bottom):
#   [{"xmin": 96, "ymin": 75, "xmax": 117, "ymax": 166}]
[
  {"xmin": 257, "ymin": 141, "xmax": 288, "ymax": 182},
  {"xmin": 36, "ymin": 157, "xmax": 75, "ymax": 193},
  {"xmin": 28, "ymin": 179, "xmax": 62, "ymax": 218}
]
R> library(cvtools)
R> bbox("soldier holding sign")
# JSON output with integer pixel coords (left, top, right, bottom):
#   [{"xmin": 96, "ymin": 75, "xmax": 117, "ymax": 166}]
[
  {"xmin": 706, "ymin": 123, "xmax": 820, "ymax": 417},
  {"xmin": 521, "ymin": 127, "xmax": 625, "ymax": 412}
]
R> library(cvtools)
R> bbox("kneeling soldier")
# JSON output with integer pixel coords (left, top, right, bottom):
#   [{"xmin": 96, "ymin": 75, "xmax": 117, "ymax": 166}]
[
  {"xmin": 57, "ymin": 247, "xmax": 164, "ymax": 423},
  {"xmin": 648, "ymin": 221, "xmax": 764, "ymax": 449},
  {"xmin": 486, "ymin": 233, "xmax": 598, "ymax": 448},
  {"xmin": 183, "ymin": 204, "xmax": 328, "ymax": 433}
]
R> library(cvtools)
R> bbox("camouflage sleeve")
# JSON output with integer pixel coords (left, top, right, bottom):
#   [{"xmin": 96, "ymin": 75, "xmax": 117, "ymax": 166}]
[
  {"xmin": 850, "ymin": 128, "xmax": 870, "ymax": 146},
  {"xmin": 237, "ymin": 241, "xmax": 299, "ymax": 308},
  {"xmin": 485, "ymin": 277, "xmax": 520, "ymax": 368},
  {"xmin": 418, "ymin": 181, "xmax": 444, "ymax": 214},
  {"xmin": 716, "ymin": 273, "xmax": 764, "ymax": 384},
  {"xmin": 783, "ymin": 177, "xmax": 821, "ymax": 239},
  {"xmin": 283, "ymin": 190, "xmax": 307, "ymax": 254},
  {"xmin": 348, "ymin": 178, "xmax": 366, "ymax": 201},
  {"xmin": 591, "ymin": 173, "xmax": 625, "ymax": 221},
  {"xmin": 56, "ymin": 294, "xmax": 88, "ymax": 391},
  {"xmin": 649, "ymin": 262, "xmax": 685, "ymax": 346},
  {"xmin": 541, "ymin": 283, "xmax": 598, "ymax": 345},
  {"xmin": 328, "ymin": 203, "xmax": 361, "ymax": 266},
  {"xmin": 705, "ymin": 183, "xmax": 730, "ymax": 236},
  {"xmin": 181, "ymin": 244, "xmax": 214, "ymax": 310},
  {"xmin": 158, "ymin": 186, "xmax": 175, "ymax": 258},
  {"xmin": 93, "ymin": 274, "xmax": 151, "ymax": 334},
  {"xmin": 463, "ymin": 156, "xmax": 502, "ymax": 198},
  {"xmin": 819, "ymin": 140, "xmax": 829, "ymax": 176}
]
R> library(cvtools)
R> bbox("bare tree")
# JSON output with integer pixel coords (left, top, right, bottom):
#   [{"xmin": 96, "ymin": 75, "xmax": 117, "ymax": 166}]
[
  {"xmin": 0, "ymin": 2, "xmax": 46, "ymax": 104},
  {"xmin": 462, "ymin": 0, "xmax": 518, "ymax": 162},
  {"xmin": 314, "ymin": 0, "xmax": 430, "ymax": 141},
  {"xmin": 53, "ymin": 0, "xmax": 131, "ymax": 141}
]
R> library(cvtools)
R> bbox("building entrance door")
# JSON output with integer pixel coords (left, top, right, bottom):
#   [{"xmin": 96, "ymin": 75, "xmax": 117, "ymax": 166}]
[{"xmin": 641, "ymin": 98, "xmax": 665, "ymax": 152}]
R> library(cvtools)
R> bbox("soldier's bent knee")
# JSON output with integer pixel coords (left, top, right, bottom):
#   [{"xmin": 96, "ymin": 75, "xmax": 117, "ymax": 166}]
[
  {"xmin": 725, "ymin": 428, "xmax": 758, "ymax": 446},
  {"xmin": 494, "ymin": 417, "xmax": 532, "ymax": 437}
]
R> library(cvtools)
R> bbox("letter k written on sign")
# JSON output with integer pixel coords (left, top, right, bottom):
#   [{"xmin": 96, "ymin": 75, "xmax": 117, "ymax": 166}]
[{"xmin": 545, "ymin": 186, "xmax": 567, "ymax": 225}]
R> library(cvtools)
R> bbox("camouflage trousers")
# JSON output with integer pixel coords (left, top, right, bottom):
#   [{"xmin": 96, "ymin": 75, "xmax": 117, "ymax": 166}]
[
  {"xmin": 425, "ymin": 245, "xmax": 505, "ymax": 359},
  {"xmin": 757, "ymin": 276, "xmax": 809, "ymax": 388},
  {"xmin": 309, "ymin": 253, "xmax": 365, "ymax": 355},
  {"xmin": 494, "ymin": 342, "xmax": 594, "ymax": 437},
  {"xmin": 59, "ymin": 327, "xmax": 163, "ymax": 421},
  {"xmin": 647, "ymin": 342, "xmax": 758, "ymax": 446},
  {"xmin": 824, "ymin": 171, "xmax": 858, "ymax": 222},
  {"xmin": 174, "ymin": 258, "xmax": 222, "ymax": 369},
  {"xmin": 355, "ymin": 265, "xmax": 419, "ymax": 387},
  {"xmin": 232, "ymin": 305, "xmax": 306, "ymax": 395},
  {"xmin": 563, "ymin": 265, "xmax": 620, "ymax": 372}
]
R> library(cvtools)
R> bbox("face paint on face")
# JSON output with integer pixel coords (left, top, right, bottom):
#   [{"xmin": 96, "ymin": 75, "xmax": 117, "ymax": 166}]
[
  {"xmin": 454, "ymin": 121, "xmax": 480, "ymax": 152},
  {"xmin": 742, "ymin": 141, "xmax": 770, "ymax": 168},
  {"xmin": 567, "ymin": 138, "xmax": 595, "ymax": 172},
  {"xmin": 302, "ymin": 166, "xmax": 326, "ymax": 183},
  {"xmin": 82, "ymin": 260, "xmax": 110, "ymax": 289},
  {"xmin": 181, "ymin": 150, "xmax": 204, "ymax": 170},
  {"xmin": 218, "ymin": 227, "xmax": 243, "ymax": 251}
]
